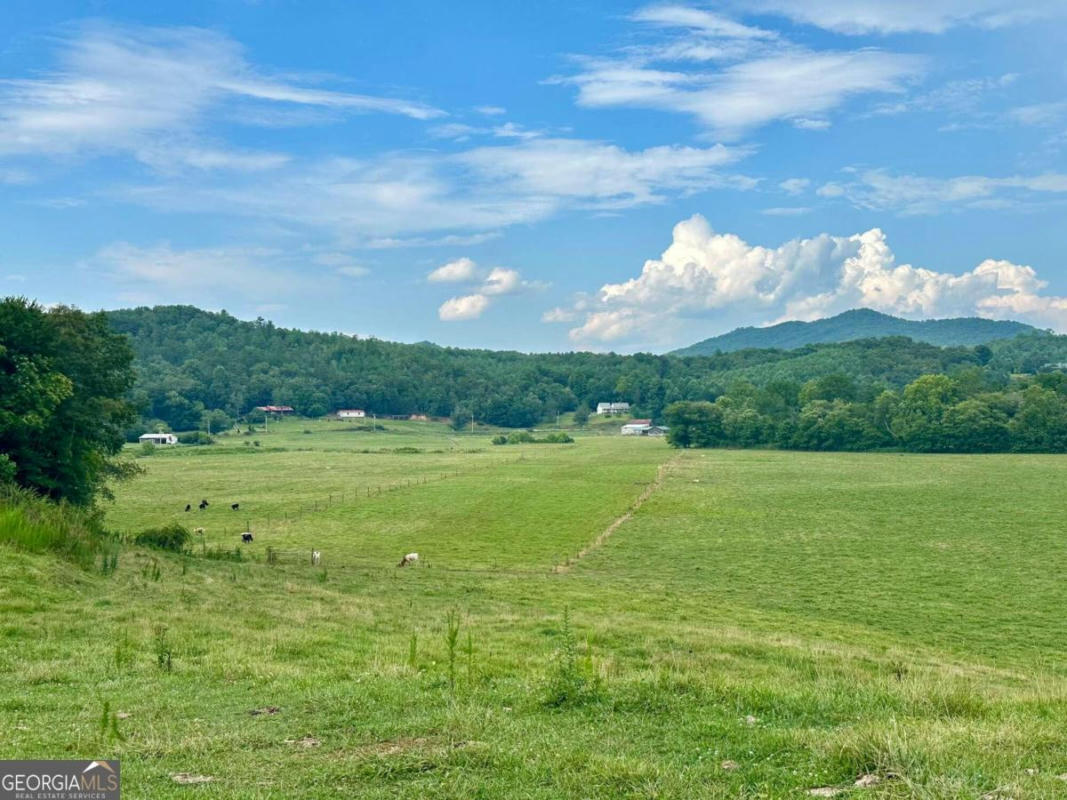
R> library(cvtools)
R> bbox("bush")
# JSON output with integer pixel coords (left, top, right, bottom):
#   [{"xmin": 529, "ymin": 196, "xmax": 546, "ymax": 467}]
[
  {"xmin": 491, "ymin": 434, "xmax": 507, "ymax": 445},
  {"xmin": 139, "ymin": 442, "xmax": 156, "ymax": 456},
  {"xmin": 177, "ymin": 431, "xmax": 215, "ymax": 445},
  {"xmin": 134, "ymin": 523, "xmax": 190, "ymax": 552},
  {"xmin": 507, "ymin": 431, "xmax": 536, "ymax": 444},
  {"xmin": 542, "ymin": 432, "xmax": 575, "ymax": 444}
]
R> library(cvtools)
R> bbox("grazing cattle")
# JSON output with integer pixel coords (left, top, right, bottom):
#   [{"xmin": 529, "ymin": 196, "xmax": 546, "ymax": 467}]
[
  {"xmin": 311, "ymin": 550, "xmax": 321, "ymax": 566},
  {"xmin": 199, "ymin": 499, "xmax": 209, "ymax": 510},
  {"xmin": 193, "ymin": 527, "xmax": 205, "ymax": 535},
  {"xmin": 184, "ymin": 504, "xmax": 191, "ymax": 512},
  {"xmin": 397, "ymin": 552, "xmax": 419, "ymax": 567},
  {"xmin": 231, "ymin": 503, "xmax": 240, "ymax": 511},
  {"xmin": 241, "ymin": 532, "xmax": 254, "ymax": 543}
]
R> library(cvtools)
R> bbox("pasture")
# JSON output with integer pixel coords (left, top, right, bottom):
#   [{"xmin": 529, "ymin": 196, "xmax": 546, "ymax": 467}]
[{"xmin": 2, "ymin": 418, "xmax": 1067, "ymax": 798}]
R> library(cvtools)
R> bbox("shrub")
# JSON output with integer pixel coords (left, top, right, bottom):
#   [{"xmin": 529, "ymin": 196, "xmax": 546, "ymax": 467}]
[
  {"xmin": 139, "ymin": 442, "xmax": 156, "ymax": 456},
  {"xmin": 542, "ymin": 432, "xmax": 575, "ymax": 444},
  {"xmin": 491, "ymin": 435, "xmax": 507, "ymax": 445},
  {"xmin": 177, "ymin": 431, "xmax": 215, "ymax": 445},
  {"xmin": 134, "ymin": 523, "xmax": 190, "ymax": 552},
  {"xmin": 507, "ymin": 431, "xmax": 536, "ymax": 444}
]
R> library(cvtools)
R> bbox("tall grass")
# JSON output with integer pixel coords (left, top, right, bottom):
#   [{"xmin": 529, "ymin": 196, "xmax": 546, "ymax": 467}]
[{"xmin": 0, "ymin": 485, "xmax": 105, "ymax": 565}]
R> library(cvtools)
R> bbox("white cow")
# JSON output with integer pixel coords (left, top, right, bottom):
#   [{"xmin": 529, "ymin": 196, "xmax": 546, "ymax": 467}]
[
  {"xmin": 397, "ymin": 552, "xmax": 419, "ymax": 567},
  {"xmin": 311, "ymin": 550, "xmax": 321, "ymax": 566}
]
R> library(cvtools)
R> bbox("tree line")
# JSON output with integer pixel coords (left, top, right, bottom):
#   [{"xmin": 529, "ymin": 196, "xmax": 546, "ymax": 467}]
[
  {"xmin": 105, "ymin": 305, "xmax": 1067, "ymax": 437},
  {"xmin": 664, "ymin": 370, "xmax": 1067, "ymax": 453}
]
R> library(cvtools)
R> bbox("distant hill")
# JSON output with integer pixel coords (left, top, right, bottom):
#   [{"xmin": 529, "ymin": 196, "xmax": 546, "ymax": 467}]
[{"xmin": 673, "ymin": 309, "xmax": 1036, "ymax": 355}]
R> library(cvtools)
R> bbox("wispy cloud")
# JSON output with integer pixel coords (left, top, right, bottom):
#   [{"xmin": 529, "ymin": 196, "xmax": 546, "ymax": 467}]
[
  {"xmin": 0, "ymin": 22, "xmax": 443, "ymax": 169},
  {"xmin": 117, "ymin": 137, "xmax": 753, "ymax": 242},
  {"xmin": 733, "ymin": 0, "xmax": 1066, "ymax": 34},
  {"xmin": 822, "ymin": 169, "xmax": 1067, "ymax": 214},
  {"xmin": 550, "ymin": 4, "xmax": 924, "ymax": 137}
]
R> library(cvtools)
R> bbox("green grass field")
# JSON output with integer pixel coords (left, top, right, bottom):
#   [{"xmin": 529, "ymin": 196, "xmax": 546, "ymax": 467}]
[{"xmin": 3, "ymin": 418, "xmax": 1067, "ymax": 798}]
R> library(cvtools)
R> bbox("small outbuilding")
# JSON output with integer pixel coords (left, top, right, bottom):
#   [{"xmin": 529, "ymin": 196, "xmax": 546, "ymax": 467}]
[
  {"xmin": 621, "ymin": 420, "xmax": 669, "ymax": 437},
  {"xmin": 139, "ymin": 433, "xmax": 178, "ymax": 445},
  {"xmin": 337, "ymin": 409, "xmax": 366, "ymax": 419}
]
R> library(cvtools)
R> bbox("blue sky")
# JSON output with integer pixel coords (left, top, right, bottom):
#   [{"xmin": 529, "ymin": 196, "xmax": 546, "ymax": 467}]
[{"xmin": 2, "ymin": 0, "xmax": 1066, "ymax": 352}]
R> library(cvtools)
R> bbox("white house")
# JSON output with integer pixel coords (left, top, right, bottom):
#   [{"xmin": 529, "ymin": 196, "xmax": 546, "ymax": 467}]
[
  {"xmin": 621, "ymin": 421, "xmax": 669, "ymax": 437},
  {"xmin": 337, "ymin": 409, "xmax": 366, "ymax": 419},
  {"xmin": 139, "ymin": 433, "xmax": 178, "ymax": 445},
  {"xmin": 596, "ymin": 401, "xmax": 631, "ymax": 416}
]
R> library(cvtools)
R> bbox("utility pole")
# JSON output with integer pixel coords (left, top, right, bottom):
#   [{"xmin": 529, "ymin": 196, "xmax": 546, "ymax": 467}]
[{"xmin": 470, "ymin": 413, "xmax": 475, "ymax": 434}]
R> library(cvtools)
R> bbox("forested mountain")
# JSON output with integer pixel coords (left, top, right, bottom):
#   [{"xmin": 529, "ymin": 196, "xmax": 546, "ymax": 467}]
[
  {"xmin": 673, "ymin": 309, "xmax": 1036, "ymax": 355},
  {"xmin": 104, "ymin": 305, "xmax": 1067, "ymax": 436}
]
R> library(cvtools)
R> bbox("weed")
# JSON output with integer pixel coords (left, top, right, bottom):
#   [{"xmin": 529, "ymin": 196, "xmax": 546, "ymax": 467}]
[
  {"xmin": 544, "ymin": 607, "xmax": 600, "ymax": 708},
  {"xmin": 444, "ymin": 610, "xmax": 460, "ymax": 693},
  {"xmin": 408, "ymin": 631, "xmax": 418, "ymax": 671},
  {"xmin": 153, "ymin": 625, "xmax": 173, "ymax": 672}
]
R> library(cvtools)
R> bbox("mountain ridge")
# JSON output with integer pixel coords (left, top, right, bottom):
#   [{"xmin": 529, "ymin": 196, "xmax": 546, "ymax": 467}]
[{"xmin": 672, "ymin": 309, "xmax": 1038, "ymax": 355}]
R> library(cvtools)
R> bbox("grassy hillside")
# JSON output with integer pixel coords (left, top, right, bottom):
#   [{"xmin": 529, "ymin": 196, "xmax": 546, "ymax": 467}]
[
  {"xmin": 3, "ymin": 421, "xmax": 1067, "ymax": 797},
  {"xmin": 674, "ymin": 308, "xmax": 1037, "ymax": 355}
]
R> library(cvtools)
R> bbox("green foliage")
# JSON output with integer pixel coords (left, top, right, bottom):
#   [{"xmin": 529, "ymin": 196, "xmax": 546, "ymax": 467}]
[
  {"xmin": 0, "ymin": 484, "xmax": 106, "ymax": 564},
  {"xmin": 494, "ymin": 431, "xmax": 574, "ymax": 445},
  {"xmin": 134, "ymin": 523, "xmax": 190, "ymax": 552},
  {"xmin": 1, "ymin": 298, "xmax": 138, "ymax": 505},
  {"xmin": 153, "ymin": 625, "xmax": 173, "ymax": 672},
  {"xmin": 139, "ymin": 442, "xmax": 156, "ymax": 456},
  {"xmin": 444, "ymin": 610, "xmax": 460, "ymax": 693},
  {"xmin": 668, "ymin": 369, "xmax": 1067, "ymax": 453},
  {"xmin": 177, "ymin": 431, "xmax": 215, "ymax": 445},
  {"xmin": 544, "ymin": 608, "xmax": 600, "ymax": 708}
]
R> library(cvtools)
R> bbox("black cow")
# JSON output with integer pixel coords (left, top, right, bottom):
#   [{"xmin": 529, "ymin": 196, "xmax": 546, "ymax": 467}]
[
  {"xmin": 241, "ymin": 532, "xmax": 254, "ymax": 543},
  {"xmin": 199, "ymin": 499, "xmax": 209, "ymax": 510},
  {"xmin": 184, "ymin": 504, "xmax": 191, "ymax": 512},
  {"xmin": 231, "ymin": 503, "xmax": 240, "ymax": 511}
]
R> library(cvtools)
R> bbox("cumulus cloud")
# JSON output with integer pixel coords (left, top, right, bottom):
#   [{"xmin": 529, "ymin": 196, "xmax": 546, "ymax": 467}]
[
  {"xmin": 551, "ymin": 4, "xmax": 923, "ymax": 137},
  {"xmin": 0, "ymin": 22, "xmax": 442, "ymax": 166},
  {"xmin": 432, "ymin": 260, "xmax": 545, "ymax": 321},
  {"xmin": 734, "ymin": 0, "xmax": 1066, "ymax": 34},
  {"xmin": 556, "ymin": 214, "xmax": 1067, "ymax": 347},
  {"xmin": 428, "ymin": 257, "xmax": 478, "ymax": 282},
  {"xmin": 438, "ymin": 293, "xmax": 490, "ymax": 321}
]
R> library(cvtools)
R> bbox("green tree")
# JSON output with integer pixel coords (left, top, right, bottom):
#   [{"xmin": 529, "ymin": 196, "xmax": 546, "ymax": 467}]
[{"xmin": 0, "ymin": 299, "xmax": 138, "ymax": 504}]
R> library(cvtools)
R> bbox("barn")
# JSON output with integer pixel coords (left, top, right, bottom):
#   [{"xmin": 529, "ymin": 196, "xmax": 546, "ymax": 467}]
[
  {"xmin": 620, "ymin": 420, "xmax": 669, "ymax": 437},
  {"xmin": 139, "ymin": 433, "xmax": 178, "ymax": 445},
  {"xmin": 337, "ymin": 409, "xmax": 366, "ymax": 419}
]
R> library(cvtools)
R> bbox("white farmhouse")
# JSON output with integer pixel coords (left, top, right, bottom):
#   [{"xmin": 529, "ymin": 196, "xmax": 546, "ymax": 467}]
[
  {"xmin": 337, "ymin": 409, "xmax": 366, "ymax": 419},
  {"xmin": 596, "ymin": 401, "xmax": 631, "ymax": 416},
  {"xmin": 139, "ymin": 433, "xmax": 178, "ymax": 445}
]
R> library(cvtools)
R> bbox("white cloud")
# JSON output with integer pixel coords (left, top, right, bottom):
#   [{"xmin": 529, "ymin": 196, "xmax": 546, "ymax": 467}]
[
  {"xmin": 541, "ymin": 306, "xmax": 579, "ymax": 323},
  {"xmin": 119, "ymin": 137, "xmax": 753, "ymax": 241},
  {"xmin": 564, "ymin": 214, "xmax": 1067, "ymax": 346},
  {"xmin": 438, "ymin": 293, "xmax": 490, "ymax": 321},
  {"xmin": 336, "ymin": 266, "xmax": 370, "ymax": 278},
  {"xmin": 0, "ymin": 23, "xmax": 442, "ymax": 166},
  {"xmin": 1008, "ymin": 101, "xmax": 1067, "ymax": 127},
  {"xmin": 428, "ymin": 257, "xmax": 478, "ymax": 282},
  {"xmin": 482, "ymin": 267, "xmax": 523, "ymax": 295},
  {"xmin": 736, "ymin": 0, "xmax": 1066, "ymax": 34},
  {"xmin": 761, "ymin": 206, "xmax": 811, "ymax": 216},
  {"xmin": 431, "ymin": 260, "xmax": 545, "ymax": 321},
  {"xmin": 816, "ymin": 182, "xmax": 846, "ymax": 197},
  {"xmin": 779, "ymin": 178, "xmax": 810, "ymax": 194},
  {"xmin": 474, "ymin": 105, "xmax": 507, "ymax": 116},
  {"xmin": 825, "ymin": 169, "xmax": 1067, "ymax": 214},
  {"xmin": 551, "ymin": 6, "xmax": 924, "ymax": 137}
]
